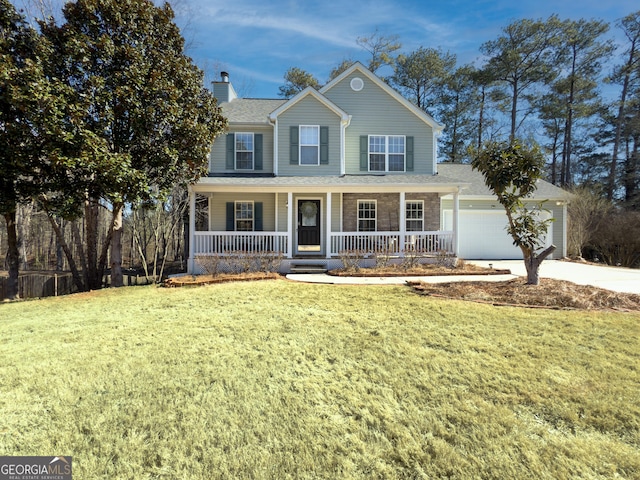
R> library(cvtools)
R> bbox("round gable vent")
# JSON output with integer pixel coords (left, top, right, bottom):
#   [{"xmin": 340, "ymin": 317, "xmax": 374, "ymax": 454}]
[{"xmin": 350, "ymin": 77, "xmax": 364, "ymax": 91}]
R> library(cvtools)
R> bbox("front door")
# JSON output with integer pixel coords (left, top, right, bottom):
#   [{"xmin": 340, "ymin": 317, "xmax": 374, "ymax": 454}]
[{"xmin": 297, "ymin": 199, "xmax": 321, "ymax": 253}]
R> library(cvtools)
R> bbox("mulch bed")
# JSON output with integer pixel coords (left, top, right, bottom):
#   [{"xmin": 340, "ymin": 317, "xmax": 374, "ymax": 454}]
[{"xmin": 409, "ymin": 278, "xmax": 640, "ymax": 311}]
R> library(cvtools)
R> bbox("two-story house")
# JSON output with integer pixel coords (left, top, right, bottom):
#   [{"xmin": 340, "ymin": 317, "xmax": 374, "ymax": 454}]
[{"xmin": 187, "ymin": 63, "xmax": 568, "ymax": 273}]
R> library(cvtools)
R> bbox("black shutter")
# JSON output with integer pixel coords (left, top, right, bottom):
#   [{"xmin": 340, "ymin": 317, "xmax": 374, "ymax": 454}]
[
  {"xmin": 320, "ymin": 126, "xmax": 329, "ymax": 165},
  {"xmin": 226, "ymin": 134, "xmax": 235, "ymax": 170},
  {"xmin": 406, "ymin": 136, "xmax": 414, "ymax": 171},
  {"xmin": 255, "ymin": 134, "xmax": 263, "ymax": 170},
  {"xmin": 255, "ymin": 202, "xmax": 263, "ymax": 231},
  {"xmin": 360, "ymin": 136, "xmax": 368, "ymax": 171},
  {"xmin": 226, "ymin": 202, "xmax": 234, "ymax": 231},
  {"xmin": 290, "ymin": 126, "xmax": 299, "ymax": 164}
]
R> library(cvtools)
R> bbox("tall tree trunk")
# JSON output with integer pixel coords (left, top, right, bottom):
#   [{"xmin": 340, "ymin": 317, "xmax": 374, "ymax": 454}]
[
  {"xmin": 110, "ymin": 204, "xmax": 124, "ymax": 287},
  {"xmin": 523, "ymin": 244, "xmax": 557, "ymax": 285},
  {"xmin": 84, "ymin": 199, "xmax": 101, "ymax": 289},
  {"xmin": 608, "ymin": 40, "xmax": 636, "ymax": 200},
  {"xmin": 510, "ymin": 81, "xmax": 518, "ymax": 141},
  {"xmin": 3, "ymin": 211, "xmax": 20, "ymax": 300},
  {"xmin": 625, "ymin": 135, "xmax": 639, "ymax": 207},
  {"xmin": 46, "ymin": 213, "xmax": 86, "ymax": 292},
  {"xmin": 477, "ymin": 85, "xmax": 485, "ymax": 150}
]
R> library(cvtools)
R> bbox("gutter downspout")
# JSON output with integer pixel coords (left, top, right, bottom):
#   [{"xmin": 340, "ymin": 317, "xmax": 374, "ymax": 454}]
[
  {"xmin": 341, "ymin": 115, "xmax": 352, "ymax": 176},
  {"xmin": 453, "ymin": 188, "xmax": 460, "ymax": 257}
]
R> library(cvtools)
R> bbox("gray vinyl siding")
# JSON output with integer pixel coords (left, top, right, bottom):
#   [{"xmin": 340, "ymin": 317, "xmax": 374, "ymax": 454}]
[
  {"xmin": 323, "ymin": 72, "xmax": 435, "ymax": 175},
  {"xmin": 276, "ymin": 193, "xmax": 288, "ymax": 232},
  {"xmin": 209, "ymin": 193, "xmax": 276, "ymax": 231},
  {"xmin": 277, "ymin": 96, "xmax": 342, "ymax": 176},
  {"xmin": 209, "ymin": 126, "xmax": 274, "ymax": 174}
]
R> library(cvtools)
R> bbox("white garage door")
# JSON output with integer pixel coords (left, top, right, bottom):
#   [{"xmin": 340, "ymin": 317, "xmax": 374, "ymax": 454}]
[{"xmin": 443, "ymin": 210, "xmax": 552, "ymax": 260}]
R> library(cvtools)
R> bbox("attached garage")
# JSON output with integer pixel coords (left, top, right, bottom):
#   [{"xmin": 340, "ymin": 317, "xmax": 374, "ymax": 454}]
[{"xmin": 443, "ymin": 209, "xmax": 553, "ymax": 260}]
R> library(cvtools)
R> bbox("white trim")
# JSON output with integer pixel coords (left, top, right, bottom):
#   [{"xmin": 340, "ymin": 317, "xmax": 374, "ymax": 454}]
[
  {"xmin": 562, "ymin": 201, "xmax": 568, "ymax": 257},
  {"xmin": 234, "ymin": 132, "xmax": 254, "ymax": 171},
  {"xmin": 268, "ymin": 87, "xmax": 350, "ymax": 123},
  {"xmin": 399, "ymin": 192, "xmax": 406, "ymax": 249},
  {"xmin": 286, "ymin": 192, "xmax": 293, "ymax": 258},
  {"xmin": 275, "ymin": 192, "xmax": 279, "ymax": 233},
  {"xmin": 405, "ymin": 199, "xmax": 424, "ymax": 232},
  {"xmin": 299, "ymin": 125, "xmax": 320, "ymax": 166},
  {"xmin": 295, "ymin": 196, "xmax": 324, "ymax": 255},
  {"xmin": 357, "ymin": 199, "xmax": 377, "ymax": 232},
  {"xmin": 273, "ymin": 118, "xmax": 278, "ymax": 176},
  {"xmin": 326, "ymin": 193, "xmax": 332, "ymax": 259},
  {"xmin": 453, "ymin": 191, "xmax": 460, "ymax": 256},
  {"xmin": 368, "ymin": 135, "xmax": 406, "ymax": 173},
  {"xmin": 234, "ymin": 200, "xmax": 255, "ymax": 231},
  {"xmin": 350, "ymin": 77, "xmax": 364, "ymax": 91}
]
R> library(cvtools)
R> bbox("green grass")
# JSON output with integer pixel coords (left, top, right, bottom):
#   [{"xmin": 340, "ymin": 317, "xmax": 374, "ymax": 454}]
[{"xmin": 1, "ymin": 280, "xmax": 639, "ymax": 479}]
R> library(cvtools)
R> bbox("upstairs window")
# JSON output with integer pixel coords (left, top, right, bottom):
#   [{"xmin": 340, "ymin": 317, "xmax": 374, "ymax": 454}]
[
  {"xmin": 299, "ymin": 125, "xmax": 320, "ymax": 165},
  {"xmin": 406, "ymin": 201, "xmax": 424, "ymax": 231},
  {"xmin": 357, "ymin": 200, "xmax": 377, "ymax": 232},
  {"xmin": 368, "ymin": 135, "xmax": 406, "ymax": 172},
  {"xmin": 235, "ymin": 133, "xmax": 254, "ymax": 170}
]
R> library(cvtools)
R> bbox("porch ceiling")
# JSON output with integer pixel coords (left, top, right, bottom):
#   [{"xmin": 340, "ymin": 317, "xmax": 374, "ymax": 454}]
[{"xmin": 192, "ymin": 174, "xmax": 469, "ymax": 194}]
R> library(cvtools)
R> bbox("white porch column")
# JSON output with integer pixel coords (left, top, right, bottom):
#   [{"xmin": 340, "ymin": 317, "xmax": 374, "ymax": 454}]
[
  {"xmin": 326, "ymin": 192, "xmax": 332, "ymax": 258},
  {"xmin": 188, "ymin": 188, "xmax": 196, "ymax": 273},
  {"xmin": 275, "ymin": 192, "xmax": 279, "ymax": 233},
  {"xmin": 286, "ymin": 192, "xmax": 293, "ymax": 258},
  {"xmin": 399, "ymin": 191, "xmax": 406, "ymax": 254},
  {"xmin": 453, "ymin": 190, "xmax": 460, "ymax": 256}
]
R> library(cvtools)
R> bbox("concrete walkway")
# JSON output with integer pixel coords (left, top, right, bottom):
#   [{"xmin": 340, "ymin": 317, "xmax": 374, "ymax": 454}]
[{"xmin": 286, "ymin": 260, "xmax": 640, "ymax": 294}]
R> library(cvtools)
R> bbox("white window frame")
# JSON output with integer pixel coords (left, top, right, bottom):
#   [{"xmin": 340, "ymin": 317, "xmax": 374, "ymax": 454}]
[
  {"xmin": 368, "ymin": 135, "xmax": 406, "ymax": 172},
  {"xmin": 235, "ymin": 133, "xmax": 254, "ymax": 170},
  {"xmin": 299, "ymin": 125, "xmax": 320, "ymax": 166},
  {"xmin": 405, "ymin": 200, "xmax": 424, "ymax": 232},
  {"xmin": 235, "ymin": 201, "xmax": 254, "ymax": 231},
  {"xmin": 357, "ymin": 200, "xmax": 377, "ymax": 232}
]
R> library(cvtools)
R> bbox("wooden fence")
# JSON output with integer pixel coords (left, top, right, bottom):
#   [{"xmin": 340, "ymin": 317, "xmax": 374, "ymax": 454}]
[
  {"xmin": 0, "ymin": 271, "xmax": 151, "ymax": 300},
  {"xmin": 0, "ymin": 273, "xmax": 77, "ymax": 300}
]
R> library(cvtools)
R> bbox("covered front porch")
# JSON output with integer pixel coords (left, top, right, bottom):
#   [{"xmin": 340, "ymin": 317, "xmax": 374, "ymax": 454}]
[{"xmin": 187, "ymin": 176, "xmax": 465, "ymax": 274}]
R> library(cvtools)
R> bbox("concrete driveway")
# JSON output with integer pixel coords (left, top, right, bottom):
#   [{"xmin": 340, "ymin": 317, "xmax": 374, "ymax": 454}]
[{"xmin": 467, "ymin": 260, "xmax": 640, "ymax": 294}]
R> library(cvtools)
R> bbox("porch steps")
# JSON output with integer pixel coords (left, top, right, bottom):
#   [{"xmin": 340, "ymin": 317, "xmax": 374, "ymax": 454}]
[{"xmin": 289, "ymin": 263, "xmax": 328, "ymax": 274}]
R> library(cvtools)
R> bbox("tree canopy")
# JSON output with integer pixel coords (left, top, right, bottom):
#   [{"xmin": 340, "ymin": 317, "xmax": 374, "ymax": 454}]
[
  {"xmin": 2, "ymin": 0, "xmax": 226, "ymax": 292},
  {"xmin": 278, "ymin": 67, "xmax": 320, "ymax": 99},
  {"xmin": 471, "ymin": 140, "xmax": 556, "ymax": 285}
]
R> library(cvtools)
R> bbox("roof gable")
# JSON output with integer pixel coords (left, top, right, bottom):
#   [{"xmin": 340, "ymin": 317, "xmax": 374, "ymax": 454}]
[
  {"xmin": 320, "ymin": 62, "xmax": 444, "ymax": 132},
  {"xmin": 269, "ymin": 87, "xmax": 350, "ymax": 123}
]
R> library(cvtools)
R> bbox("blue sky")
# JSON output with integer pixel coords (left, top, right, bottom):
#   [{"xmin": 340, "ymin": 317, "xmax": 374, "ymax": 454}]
[{"xmin": 176, "ymin": 0, "xmax": 636, "ymax": 98}]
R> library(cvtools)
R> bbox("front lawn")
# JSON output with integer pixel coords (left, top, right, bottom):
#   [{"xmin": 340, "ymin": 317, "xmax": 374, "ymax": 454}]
[{"xmin": 1, "ymin": 281, "xmax": 639, "ymax": 479}]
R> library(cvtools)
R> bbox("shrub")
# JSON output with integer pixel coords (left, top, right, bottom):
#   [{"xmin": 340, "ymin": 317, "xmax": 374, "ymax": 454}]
[{"xmin": 339, "ymin": 250, "xmax": 367, "ymax": 272}]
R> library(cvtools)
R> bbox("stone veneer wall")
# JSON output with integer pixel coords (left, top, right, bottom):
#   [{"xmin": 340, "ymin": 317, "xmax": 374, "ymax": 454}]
[{"xmin": 342, "ymin": 193, "xmax": 440, "ymax": 231}]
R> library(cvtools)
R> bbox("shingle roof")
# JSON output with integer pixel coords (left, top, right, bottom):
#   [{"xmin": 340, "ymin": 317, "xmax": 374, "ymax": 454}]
[
  {"xmin": 220, "ymin": 98, "xmax": 286, "ymax": 124},
  {"xmin": 197, "ymin": 173, "xmax": 467, "ymax": 189},
  {"xmin": 437, "ymin": 163, "xmax": 569, "ymax": 199}
]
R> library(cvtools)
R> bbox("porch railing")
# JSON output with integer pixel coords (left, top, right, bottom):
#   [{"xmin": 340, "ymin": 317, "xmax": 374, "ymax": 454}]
[
  {"xmin": 330, "ymin": 231, "xmax": 454, "ymax": 256},
  {"xmin": 193, "ymin": 230, "xmax": 454, "ymax": 257},
  {"xmin": 194, "ymin": 232, "xmax": 289, "ymax": 256}
]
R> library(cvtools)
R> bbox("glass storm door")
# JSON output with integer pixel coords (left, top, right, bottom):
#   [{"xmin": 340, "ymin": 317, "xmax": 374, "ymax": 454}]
[{"xmin": 297, "ymin": 200, "xmax": 321, "ymax": 252}]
